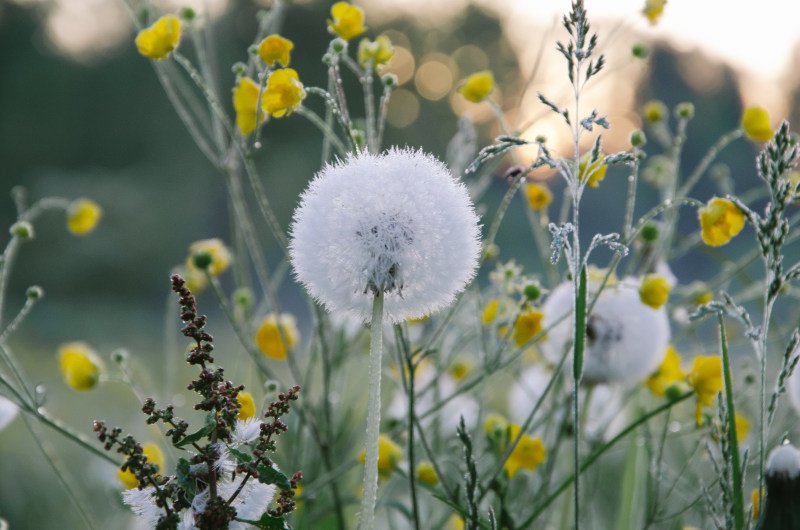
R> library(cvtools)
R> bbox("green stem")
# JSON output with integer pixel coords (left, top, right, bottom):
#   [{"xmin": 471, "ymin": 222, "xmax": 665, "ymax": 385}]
[
  {"xmin": 717, "ymin": 314, "xmax": 744, "ymax": 530},
  {"xmin": 296, "ymin": 106, "xmax": 349, "ymax": 157},
  {"xmin": 358, "ymin": 291, "xmax": 385, "ymax": 530}
]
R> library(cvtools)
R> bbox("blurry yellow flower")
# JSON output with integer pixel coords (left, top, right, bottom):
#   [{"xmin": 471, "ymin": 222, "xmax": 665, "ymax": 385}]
[
  {"xmin": 118, "ymin": 443, "xmax": 165, "ymax": 489},
  {"xmin": 135, "ymin": 15, "xmax": 180, "ymax": 60},
  {"xmin": 688, "ymin": 355, "xmax": 723, "ymax": 426},
  {"xmin": 449, "ymin": 359, "xmax": 473, "ymax": 381},
  {"xmin": 457, "ymin": 70, "xmax": 494, "ymax": 103},
  {"xmin": 512, "ymin": 309, "xmax": 545, "ymax": 347},
  {"xmin": 579, "ymin": 152, "xmax": 607, "ymax": 187},
  {"xmin": 448, "ymin": 515, "xmax": 465, "ymax": 530},
  {"xmin": 482, "ymin": 298, "xmax": 499, "ymax": 324},
  {"xmin": 642, "ymin": 0, "xmax": 666, "ymax": 24},
  {"xmin": 504, "ymin": 424, "xmax": 546, "ymax": 478},
  {"xmin": 698, "ymin": 197, "xmax": 745, "ymax": 247},
  {"xmin": 327, "ymin": 2, "xmax": 366, "ymax": 40},
  {"xmin": 751, "ymin": 488, "xmax": 760, "ymax": 520},
  {"xmin": 642, "ymin": 100, "xmax": 668, "ymax": 122},
  {"xmin": 262, "ymin": 68, "xmax": 305, "ymax": 118},
  {"xmin": 646, "ymin": 346, "xmax": 685, "ymax": 397},
  {"xmin": 187, "ymin": 238, "xmax": 232, "ymax": 277},
  {"xmin": 357, "ymin": 35, "xmax": 394, "ymax": 69},
  {"xmin": 736, "ymin": 413, "xmax": 749, "ymax": 443},
  {"xmin": 238, "ymin": 391, "xmax": 257, "ymax": 420},
  {"xmin": 359, "ymin": 434, "xmax": 402, "ymax": 477},
  {"xmin": 233, "ymin": 77, "xmax": 265, "ymax": 135},
  {"xmin": 691, "ymin": 282, "xmax": 713, "ymax": 305},
  {"xmin": 741, "ymin": 106, "xmax": 773, "ymax": 142},
  {"xmin": 58, "ymin": 342, "xmax": 101, "ymax": 391},
  {"xmin": 525, "ymin": 182, "xmax": 553, "ymax": 210},
  {"xmin": 415, "ymin": 461, "xmax": 438, "ymax": 486},
  {"xmin": 258, "ymin": 34, "xmax": 294, "ymax": 67},
  {"xmin": 255, "ymin": 313, "xmax": 299, "ymax": 360},
  {"xmin": 639, "ymin": 274, "xmax": 671, "ymax": 310},
  {"xmin": 67, "ymin": 198, "xmax": 102, "ymax": 235},
  {"xmin": 485, "ymin": 413, "xmax": 508, "ymax": 435}
]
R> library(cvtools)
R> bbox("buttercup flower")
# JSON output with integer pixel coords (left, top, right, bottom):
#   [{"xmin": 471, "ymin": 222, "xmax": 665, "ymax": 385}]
[
  {"xmin": 642, "ymin": 0, "xmax": 666, "ymax": 24},
  {"xmin": 254, "ymin": 313, "xmax": 300, "ymax": 360},
  {"xmin": 290, "ymin": 148, "xmax": 481, "ymax": 323},
  {"xmin": 357, "ymin": 35, "xmax": 394, "ymax": 69},
  {"xmin": 237, "ymin": 391, "xmax": 257, "ymax": 420},
  {"xmin": 698, "ymin": 197, "xmax": 745, "ymax": 246},
  {"xmin": 525, "ymin": 182, "xmax": 553, "ymax": 210},
  {"xmin": 67, "ymin": 198, "xmax": 102, "ymax": 235},
  {"xmin": 257, "ymin": 34, "xmax": 293, "ymax": 67},
  {"xmin": 687, "ymin": 355, "xmax": 723, "ymax": 425},
  {"xmin": 233, "ymin": 77, "xmax": 265, "ymax": 135},
  {"xmin": 359, "ymin": 434, "xmax": 402, "ymax": 477},
  {"xmin": 540, "ymin": 280, "xmax": 670, "ymax": 384},
  {"xmin": 58, "ymin": 342, "xmax": 101, "ymax": 391},
  {"xmin": 482, "ymin": 298, "xmax": 499, "ymax": 324},
  {"xmin": 642, "ymin": 100, "xmax": 668, "ymax": 122},
  {"xmin": 327, "ymin": 2, "xmax": 366, "ymax": 40},
  {"xmin": 639, "ymin": 274, "xmax": 671, "ymax": 309},
  {"xmin": 135, "ymin": 14, "xmax": 180, "ymax": 60},
  {"xmin": 511, "ymin": 309, "xmax": 545, "ymax": 347},
  {"xmin": 741, "ymin": 106, "xmax": 773, "ymax": 142},
  {"xmin": 736, "ymin": 414, "xmax": 749, "ymax": 443},
  {"xmin": 186, "ymin": 238, "xmax": 232, "ymax": 277},
  {"xmin": 416, "ymin": 461, "xmax": 438, "ymax": 486},
  {"xmin": 485, "ymin": 413, "xmax": 509, "ymax": 436},
  {"xmin": 646, "ymin": 346, "xmax": 685, "ymax": 397},
  {"xmin": 457, "ymin": 71, "xmax": 494, "ymax": 103},
  {"xmin": 504, "ymin": 424, "xmax": 546, "ymax": 478},
  {"xmin": 262, "ymin": 68, "xmax": 305, "ymax": 118},
  {"xmin": 579, "ymin": 152, "xmax": 607, "ymax": 187},
  {"xmin": 118, "ymin": 443, "xmax": 165, "ymax": 489}
]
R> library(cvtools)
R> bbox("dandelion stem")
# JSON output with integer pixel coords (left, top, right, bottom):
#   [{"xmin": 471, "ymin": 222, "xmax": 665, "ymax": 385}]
[{"xmin": 358, "ymin": 290, "xmax": 385, "ymax": 530}]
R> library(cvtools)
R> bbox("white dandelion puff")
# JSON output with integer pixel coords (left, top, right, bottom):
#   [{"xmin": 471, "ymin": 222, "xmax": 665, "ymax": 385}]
[
  {"xmin": 289, "ymin": 147, "xmax": 481, "ymax": 323},
  {"xmin": 540, "ymin": 279, "xmax": 670, "ymax": 384}
]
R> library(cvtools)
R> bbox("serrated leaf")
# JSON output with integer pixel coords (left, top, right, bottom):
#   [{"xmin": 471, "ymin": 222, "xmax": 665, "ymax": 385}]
[
  {"xmin": 227, "ymin": 446, "xmax": 253, "ymax": 464},
  {"xmin": 175, "ymin": 420, "xmax": 215, "ymax": 448},
  {"xmin": 176, "ymin": 458, "xmax": 196, "ymax": 498},
  {"xmin": 256, "ymin": 464, "xmax": 292, "ymax": 491},
  {"xmin": 235, "ymin": 514, "xmax": 286, "ymax": 530}
]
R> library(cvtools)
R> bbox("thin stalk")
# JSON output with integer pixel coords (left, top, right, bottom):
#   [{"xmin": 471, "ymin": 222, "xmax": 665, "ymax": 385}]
[
  {"xmin": 296, "ymin": 106, "xmax": 349, "ymax": 157},
  {"xmin": 358, "ymin": 290, "xmax": 385, "ymax": 530},
  {"xmin": 397, "ymin": 326, "xmax": 422, "ymax": 530},
  {"xmin": 717, "ymin": 314, "xmax": 744, "ymax": 530},
  {"xmin": 677, "ymin": 128, "xmax": 743, "ymax": 198}
]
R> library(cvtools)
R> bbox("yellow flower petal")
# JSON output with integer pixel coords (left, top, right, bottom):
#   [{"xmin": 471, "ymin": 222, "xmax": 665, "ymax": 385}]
[
  {"xmin": 255, "ymin": 314, "xmax": 299, "ymax": 360},
  {"xmin": 457, "ymin": 70, "xmax": 494, "ymax": 103},
  {"xmin": 357, "ymin": 35, "xmax": 394, "ymax": 69},
  {"xmin": 579, "ymin": 152, "xmax": 607, "ymax": 188},
  {"xmin": 118, "ymin": 443, "xmax": 165, "ymax": 489},
  {"xmin": 698, "ymin": 197, "xmax": 745, "ymax": 247},
  {"xmin": 688, "ymin": 355, "xmax": 723, "ymax": 426},
  {"xmin": 186, "ymin": 238, "xmax": 232, "ymax": 277},
  {"xmin": 67, "ymin": 198, "xmax": 102, "ymax": 235},
  {"xmin": 238, "ymin": 391, "xmax": 257, "ymax": 420},
  {"xmin": 741, "ymin": 106, "xmax": 773, "ymax": 142},
  {"xmin": 415, "ymin": 461, "xmax": 438, "ymax": 485},
  {"xmin": 642, "ymin": 0, "xmax": 666, "ymax": 25},
  {"xmin": 525, "ymin": 182, "xmax": 553, "ymax": 210},
  {"xmin": 327, "ymin": 2, "xmax": 366, "ymax": 40},
  {"xmin": 135, "ymin": 14, "xmax": 180, "ymax": 60},
  {"xmin": 359, "ymin": 434, "xmax": 402, "ymax": 477},
  {"xmin": 639, "ymin": 274, "xmax": 671, "ymax": 310},
  {"xmin": 58, "ymin": 342, "xmax": 101, "ymax": 391},
  {"xmin": 258, "ymin": 34, "xmax": 294, "ymax": 68},
  {"xmin": 482, "ymin": 298, "xmax": 499, "ymax": 324},
  {"xmin": 233, "ymin": 77, "xmax": 265, "ymax": 135},
  {"xmin": 512, "ymin": 309, "xmax": 545, "ymax": 347},
  {"xmin": 504, "ymin": 424, "xmax": 546, "ymax": 478},
  {"xmin": 646, "ymin": 346, "xmax": 685, "ymax": 397},
  {"xmin": 262, "ymin": 68, "xmax": 306, "ymax": 118}
]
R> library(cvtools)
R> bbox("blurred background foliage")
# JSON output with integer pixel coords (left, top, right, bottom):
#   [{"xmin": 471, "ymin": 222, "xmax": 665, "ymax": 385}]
[{"xmin": 1, "ymin": 0, "xmax": 800, "ymax": 527}]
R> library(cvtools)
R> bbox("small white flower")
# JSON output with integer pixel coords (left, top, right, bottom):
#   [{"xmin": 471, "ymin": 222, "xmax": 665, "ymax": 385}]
[
  {"xmin": 540, "ymin": 279, "xmax": 670, "ymax": 384},
  {"xmin": 290, "ymin": 148, "xmax": 481, "ymax": 323},
  {"xmin": 0, "ymin": 396, "xmax": 18, "ymax": 432}
]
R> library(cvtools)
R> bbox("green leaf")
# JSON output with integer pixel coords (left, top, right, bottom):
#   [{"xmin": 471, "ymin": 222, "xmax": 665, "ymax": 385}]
[
  {"xmin": 573, "ymin": 265, "xmax": 587, "ymax": 381},
  {"xmin": 235, "ymin": 514, "xmax": 286, "ymax": 529},
  {"xmin": 176, "ymin": 458, "xmax": 196, "ymax": 498},
  {"xmin": 227, "ymin": 446, "xmax": 253, "ymax": 464},
  {"xmin": 175, "ymin": 414, "xmax": 216, "ymax": 448},
  {"xmin": 256, "ymin": 464, "xmax": 292, "ymax": 491}
]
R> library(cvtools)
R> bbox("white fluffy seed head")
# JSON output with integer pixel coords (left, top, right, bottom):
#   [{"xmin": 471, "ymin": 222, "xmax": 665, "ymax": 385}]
[
  {"xmin": 290, "ymin": 147, "xmax": 481, "ymax": 323},
  {"xmin": 766, "ymin": 443, "xmax": 800, "ymax": 479}
]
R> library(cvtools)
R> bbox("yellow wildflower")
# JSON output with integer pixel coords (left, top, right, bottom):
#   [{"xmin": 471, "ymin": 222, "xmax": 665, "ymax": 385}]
[
  {"xmin": 482, "ymin": 298, "xmax": 499, "ymax": 324},
  {"xmin": 448, "ymin": 515, "xmax": 465, "ymax": 530},
  {"xmin": 58, "ymin": 342, "xmax": 101, "ymax": 391},
  {"xmin": 357, "ymin": 35, "xmax": 394, "ymax": 69},
  {"xmin": 646, "ymin": 346, "xmax": 685, "ymax": 397},
  {"xmin": 186, "ymin": 238, "xmax": 232, "ymax": 277},
  {"xmin": 327, "ymin": 2, "xmax": 366, "ymax": 41},
  {"xmin": 118, "ymin": 443, "xmax": 165, "ymax": 489},
  {"xmin": 67, "ymin": 198, "xmax": 102, "ymax": 235},
  {"xmin": 255, "ymin": 313, "xmax": 300, "ymax": 360},
  {"xmin": 698, "ymin": 197, "xmax": 745, "ymax": 247},
  {"xmin": 258, "ymin": 34, "xmax": 293, "ymax": 67},
  {"xmin": 735, "ymin": 413, "xmax": 749, "ymax": 443},
  {"xmin": 751, "ymin": 488, "xmax": 760, "ymax": 520},
  {"xmin": 359, "ymin": 434, "xmax": 402, "ymax": 477},
  {"xmin": 642, "ymin": 100, "xmax": 668, "ymax": 122},
  {"xmin": 262, "ymin": 68, "xmax": 305, "ymax": 118},
  {"xmin": 639, "ymin": 274, "xmax": 671, "ymax": 310},
  {"xmin": 449, "ymin": 359, "xmax": 473, "ymax": 381},
  {"xmin": 525, "ymin": 182, "xmax": 553, "ymax": 210},
  {"xmin": 415, "ymin": 461, "xmax": 439, "ymax": 486},
  {"xmin": 504, "ymin": 424, "xmax": 546, "ymax": 478},
  {"xmin": 485, "ymin": 413, "xmax": 508, "ymax": 436},
  {"xmin": 238, "ymin": 391, "xmax": 257, "ymax": 420},
  {"xmin": 579, "ymin": 152, "xmax": 607, "ymax": 188},
  {"xmin": 512, "ymin": 309, "xmax": 545, "ymax": 347},
  {"xmin": 233, "ymin": 78, "xmax": 265, "ymax": 135},
  {"xmin": 741, "ymin": 106, "xmax": 773, "ymax": 142},
  {"xmin": 688, "ymin": 355, "xmax": 723, "ymax": 426},
  {"xmin": 135, "ymin": 15, "xmax": 180, "ymax": 60},
  {"xmin": 457, "ymin": 70, "xmax": 494, "ymax": 103},
  {"xmin": 642, "ymin": 0, "xmax": 666, "ymax": 25}
]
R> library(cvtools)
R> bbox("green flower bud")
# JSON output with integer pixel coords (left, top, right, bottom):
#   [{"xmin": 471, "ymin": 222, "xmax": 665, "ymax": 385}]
[
  {"xmin": 10, "ymin": 221, "xmax": 34, "ymax": 240},
  {"xmin": 523, "ymin": 284, "xmax": 541, "ymax": 301},
  {"xmin": 191, "ymin": 250, "xmax": 214, "ymax": 271},
  {"xmin": 631, "ymin": 43, "xmax": 649, "ymax": 59},
  {"xmin": 179, "ymin": 7, "xmax": 196, "ymax": 21},
  {"xmin": 640, "ymin": 223, "xmax": 659, "ymax": 242},
  {"xmin": 26, "ymin": 285, "xmax": 44, "ymax": 300},
  {"xmin": 382, "ymin": 73, "xmax": 398, "ymax": 87},
  {"xmin": 331, "ymin": 38, "xmax": 347, "ymax": 54},
  {"xmin": 676, "ymin": 102, "xmax": 695, "ymax": 120},
  {"xmin": 630, "ymin": 129, "xmax": 647, "ymax": 148},
  {"xmin": 234, "ymin": 287, "xmax": 254, "ymax": 308}
]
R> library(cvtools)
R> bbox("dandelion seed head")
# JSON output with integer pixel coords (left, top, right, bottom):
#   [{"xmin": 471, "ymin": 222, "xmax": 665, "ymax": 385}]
[
  {"xmin": 766, "ymin": 443, "xmax": 800, "ymax": 479},
  {"xmin": 290, "ymin": 148, "xmax": 481, "ymax": 323}
]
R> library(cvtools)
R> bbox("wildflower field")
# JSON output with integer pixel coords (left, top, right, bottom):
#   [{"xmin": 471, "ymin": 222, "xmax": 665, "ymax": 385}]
[{"xmin": 3, "ymin": 0, "xmax": 800, "ymax": 528}]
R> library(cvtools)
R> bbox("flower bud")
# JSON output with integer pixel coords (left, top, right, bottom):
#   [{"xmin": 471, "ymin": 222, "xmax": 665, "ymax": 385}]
[
  {"xmin": 631, "ymin": 43, "xmax": 649, "ymax": 58},
  {"xmin": 675, "ymin": 102, "xmax": 695, "ymax": 120},
  {"xmin": 523, "ymin": 283, "xmax": 541, "ymax": 301},
  {"xmin": 10, "ymin": 221, "xmax": 34, "ymax": 240},
  {"xmin": 191, "ymin": 251, "xmax": 214, "ymax": 271},
  {"xmin": 640, "ymin": 223, "xmax": 659, "ymax": 242},
  {"xmin": 26, "ymin": 285, "xmax": 43, "ymax": 300},
  {"xmin": 630, "ymin": 129, "xmax": 647, "ymax": 148}
]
